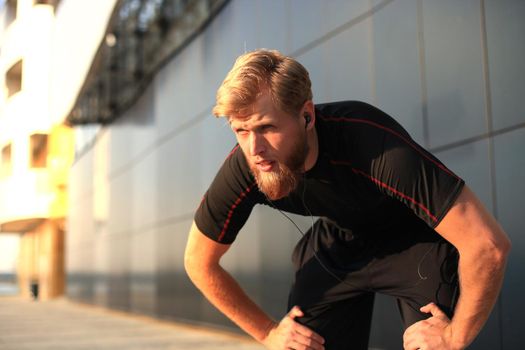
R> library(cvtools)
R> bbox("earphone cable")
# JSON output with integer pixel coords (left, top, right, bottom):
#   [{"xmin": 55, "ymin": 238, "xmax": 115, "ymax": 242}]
[{"xmin": 264, "ymin": 178, "xmax": 368, "ymax": 290}]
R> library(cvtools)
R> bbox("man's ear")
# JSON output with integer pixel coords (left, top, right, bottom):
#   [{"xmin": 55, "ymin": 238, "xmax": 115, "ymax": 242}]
[
  {"xmin": 301, "ymin": 100, "xmax": 315, "ymax": 130},
  {"xmin": 304, "ymin": 114, "xmax": 311, "ymax": 126}
]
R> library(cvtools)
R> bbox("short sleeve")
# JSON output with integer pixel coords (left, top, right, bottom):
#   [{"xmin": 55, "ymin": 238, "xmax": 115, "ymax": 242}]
[
  {"xmin": 335, "ymin": 106, "xmax": 466, "ymax": 229},
  {"xmin": 363, "ymin": 131, "xmax": 465, "ymax": 228},
  {"xmin": 194, "ymin": 145, "xmax": 261, "ymax": 244}
]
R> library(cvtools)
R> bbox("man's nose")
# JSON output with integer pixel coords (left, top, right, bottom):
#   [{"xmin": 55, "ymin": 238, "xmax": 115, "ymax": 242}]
[{"xmin": 249, "ymin": 132, "xmax": 265, "ymax": 156}]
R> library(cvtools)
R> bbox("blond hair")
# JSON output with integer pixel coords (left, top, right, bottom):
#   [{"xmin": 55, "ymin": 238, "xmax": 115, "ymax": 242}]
[{"xmin": 213, "ymin": 49, "xmax": 312, "ymax": 118}]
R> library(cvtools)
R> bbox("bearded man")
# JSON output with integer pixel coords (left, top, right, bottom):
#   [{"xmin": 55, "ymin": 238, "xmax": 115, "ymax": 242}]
[{"xmin": 184, "ymin": 49, "xmax": 510, "ymax": 350}]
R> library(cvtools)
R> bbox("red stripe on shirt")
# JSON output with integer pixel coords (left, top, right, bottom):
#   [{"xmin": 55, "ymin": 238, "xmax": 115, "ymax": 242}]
[
  {"xmin": 330, "ymin": 160, "xmax": 438, "ymax": 223},
  {"xmin": 197, "ymin": 192, "xmax": 207, "ymax": 210},
  {"xmin": 226, "ymin": 144, "xmax": 240, "ymax": 160},
  {"xmin": 217, "ymin": 182, "xmax": 257, "ymax": 242},
  {"xmin": 320, "ymin": 115, "xmax": 459, "ymax": 180}
]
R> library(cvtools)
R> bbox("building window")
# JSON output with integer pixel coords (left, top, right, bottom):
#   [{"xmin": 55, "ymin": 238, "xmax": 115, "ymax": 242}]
[
  {"xmin": 1, "ymin": 143, "xmax": 12, "ymax": 177},
  {"xmin": 30, "ymin": 134, "xmax": 48, "ymax": 168},
  {"xmin": 4, "ymin": 0, "xmax": 17, "ymax": 28},
  {"xmin": 33, "ymin": 0, "xmax": 58, "ymax": 8},
  {"xmin": 6, "ymin": 60, "xmax": 23, "ymax": 98}
]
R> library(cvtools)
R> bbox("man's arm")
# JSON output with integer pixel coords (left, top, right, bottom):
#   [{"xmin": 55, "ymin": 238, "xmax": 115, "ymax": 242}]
[
  {"xmin": 184, "ymin": 221, "xmax": 325, "ymax": 349},
  {"xmin": 403, "ymin": 185, "xmax": 511, "ymax": 350}
]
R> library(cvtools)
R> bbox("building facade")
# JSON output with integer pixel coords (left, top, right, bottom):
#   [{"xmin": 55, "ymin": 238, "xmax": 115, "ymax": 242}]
[
  {"xmin": 19, "ymin": 0, "xmax": 525, "ymax": 349},
  {"xmin": 0, "ymin": 0, "xmax": 73, "ymax": 300}
]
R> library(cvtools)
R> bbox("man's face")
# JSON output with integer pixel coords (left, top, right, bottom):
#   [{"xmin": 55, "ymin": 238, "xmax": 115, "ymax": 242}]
[{"xmin": 229, "ymin": 93, "xmax": 307, "ymax": 200}]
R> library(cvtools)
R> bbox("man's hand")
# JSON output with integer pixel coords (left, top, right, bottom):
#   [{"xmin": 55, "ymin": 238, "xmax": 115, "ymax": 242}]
[
  {"xmin": 403, "ymin": 303, "xmax": 461, "ymax": 350},
  {"xmin": 263, "ymin": 306, "xmax": 325, "ymax": 350}
]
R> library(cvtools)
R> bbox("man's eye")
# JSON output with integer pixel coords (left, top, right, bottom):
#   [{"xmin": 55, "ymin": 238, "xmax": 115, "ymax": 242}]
[{"xmin": 261, "ymin": 125, "xmax": 274, "ymax": 132}]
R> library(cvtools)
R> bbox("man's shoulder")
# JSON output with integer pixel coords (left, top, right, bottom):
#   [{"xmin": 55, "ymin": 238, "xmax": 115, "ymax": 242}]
[
  {"xmin": 314, "ymin": 100, "xmax": 416, "ymax": 168},
  {"xmin": 315, "ymin": 100, "xmax": 378, "ymax": 116},
  {"xmin": 315, "ymin": 100, "xmax": 410, "ymax": 139},
  {"xmin": 220, "ymin": 144, "xmax": 253, "ymax": 181}
]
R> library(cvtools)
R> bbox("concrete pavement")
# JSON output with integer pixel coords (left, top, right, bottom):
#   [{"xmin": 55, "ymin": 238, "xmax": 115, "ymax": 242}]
[{"xmin": 0, "ymin": 296, "xmax": 265, "ymax": 350}]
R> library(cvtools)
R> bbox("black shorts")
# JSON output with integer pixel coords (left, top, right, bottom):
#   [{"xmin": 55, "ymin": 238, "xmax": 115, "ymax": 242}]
[{"xmin": 288, "ymin": 218, "xmax": 459, "ymax": 350}]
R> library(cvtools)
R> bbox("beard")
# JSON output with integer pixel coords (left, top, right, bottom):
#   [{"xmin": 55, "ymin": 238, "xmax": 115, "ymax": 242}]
[{"xmin": 249, "ymin": 134, "xmax": 307, "ymax": 200}]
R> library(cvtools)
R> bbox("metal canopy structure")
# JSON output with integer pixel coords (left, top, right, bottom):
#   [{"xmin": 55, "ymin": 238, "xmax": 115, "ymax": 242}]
[{"xmin": 66, "ymin": 0, "xmax": 229, "ymax": 125}]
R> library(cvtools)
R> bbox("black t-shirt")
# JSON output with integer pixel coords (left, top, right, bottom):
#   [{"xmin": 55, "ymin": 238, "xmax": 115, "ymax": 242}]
[{"xmin": 195, "ymin": 101, "xmax": 465, "ymax": 244}]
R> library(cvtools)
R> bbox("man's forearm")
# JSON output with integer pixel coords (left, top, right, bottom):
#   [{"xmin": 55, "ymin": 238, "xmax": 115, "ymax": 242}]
[
  {"xmin": 449, "ymin": 246, "xmax": 508, "ymax": 348},
  {"xmin": 405, "ymin": 186, "xmax": 511, "ymax": 349},
  {"xmin": 188, "ymin": 264, "xmax": 276, "ymax": 342}
]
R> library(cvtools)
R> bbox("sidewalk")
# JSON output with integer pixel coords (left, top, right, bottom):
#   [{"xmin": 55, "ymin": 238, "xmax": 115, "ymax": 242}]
[{"xmin": 0, "ymin": 296, "xmax": 265, "ymax": 350}]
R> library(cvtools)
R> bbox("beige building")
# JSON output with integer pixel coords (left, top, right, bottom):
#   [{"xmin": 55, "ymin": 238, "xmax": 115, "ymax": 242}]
[{"xmin": 0, "ymin": 0, "xmax": 73, "ymax": 300}]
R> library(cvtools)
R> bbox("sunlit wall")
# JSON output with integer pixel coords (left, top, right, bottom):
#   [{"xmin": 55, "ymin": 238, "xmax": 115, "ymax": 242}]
[{"xmin": 66, "ymin": 1, "xmax": 524, "ymax": 349}]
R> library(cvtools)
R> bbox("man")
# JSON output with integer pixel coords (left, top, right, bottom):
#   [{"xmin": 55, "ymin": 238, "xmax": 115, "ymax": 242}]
[{"xmin": 184, "ymin": 49, "xmax": 510, "ymax": 349}]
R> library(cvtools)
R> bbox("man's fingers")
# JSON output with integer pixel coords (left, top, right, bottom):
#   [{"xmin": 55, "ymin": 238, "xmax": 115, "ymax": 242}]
[
  {"xmin": 289, "ymin": 339, "xmax": 323, "ymax": 350},
  {"xmin": 420, "ymin": 302, "xmax": 448, "ymax": 319},
  {"xmin": 285, "ymin": 306, "xmax": 325, "ymax": 347},
  {"xmin": 292, "ymin": 341, "xmax": 324, "ymax": 350},
  {"xmin": 290, "ymin": 329, "xmax": 325, "ymax": 350},
  {"xmin": 403, "ymin": 321, "xmax": 421, "ymax": 347},
  {"xmin": 287, "ymin": 305, "xmax": 304, "ymax": 319},
  {"xmin": 294, "ymin": 323, "xmax": 325, "ymax": 345},
  {"xmin": 403, "ymin": 322, "xmax": 417, "ymax": 337}
]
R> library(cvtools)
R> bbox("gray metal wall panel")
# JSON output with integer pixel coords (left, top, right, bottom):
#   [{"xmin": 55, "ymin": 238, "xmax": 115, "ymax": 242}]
[
  {"xmin": 153, "ymin": 38, "xmax": 212, "ymax": 132},
  {"xmin": 369, "ymin": 295, "xmax": 403, "ymax": 349},
  {"xmin": 485, "ymin": 0, "xmax": 525, "ymax": 130},
  {"xmin": 256, "ymin": 206, "xmax": 305, "ymax": 318},
  {"xmin": 131, "ymin": 152, "xmax": 159, "ymax": 231},
  {"xmin": 254, "ymin": 0, "xmax": 288, "ymax": 53},
  {"xmin": 68, "ymin": 145, "xmax": 96, "ymax": 305},
  {"xmin": 289, "ymin": 0, "xmax": 369, "ymax": 54},
  {"xmin": 296, "ymin": 48, "xmax": 330, "ymax": 103},
  {"xmin": 494, "ymin": 128, "xmax": 525, "ymax": 349},
  {"xmin": 157, "ymin": 221, "xmax": 201, "ymax": 322},
  {"xmin": 108, "ymin": 169, "xmax": 133, "ymax": 235},
  {"xmin": 288, "ymin": 0, "xmax": 325, "ymax": 53},
  {"xmin": 422, "ymin": 0, "xmax": 486, "ymax": 148},
  {"xmin": 435, "ymin": 140, "xmax": 493, "ymax": 211},
  {"xmin": 371, "ymin": 0, "xmax": 425, "ymax": 144},
  {"xmin": 130, "ymin": 227, "xmax": 157, "ymax": 316},
  {"xmin": 93, "ymin": 233, "xmax": 110, "ymax": 307},
  {"xmin": 106, "ymin": 234, "xmax": 131, "ymax": 311},
  {"xmin": 324, "ymin": 22, "xmax": 374, "ymax": 103}
]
